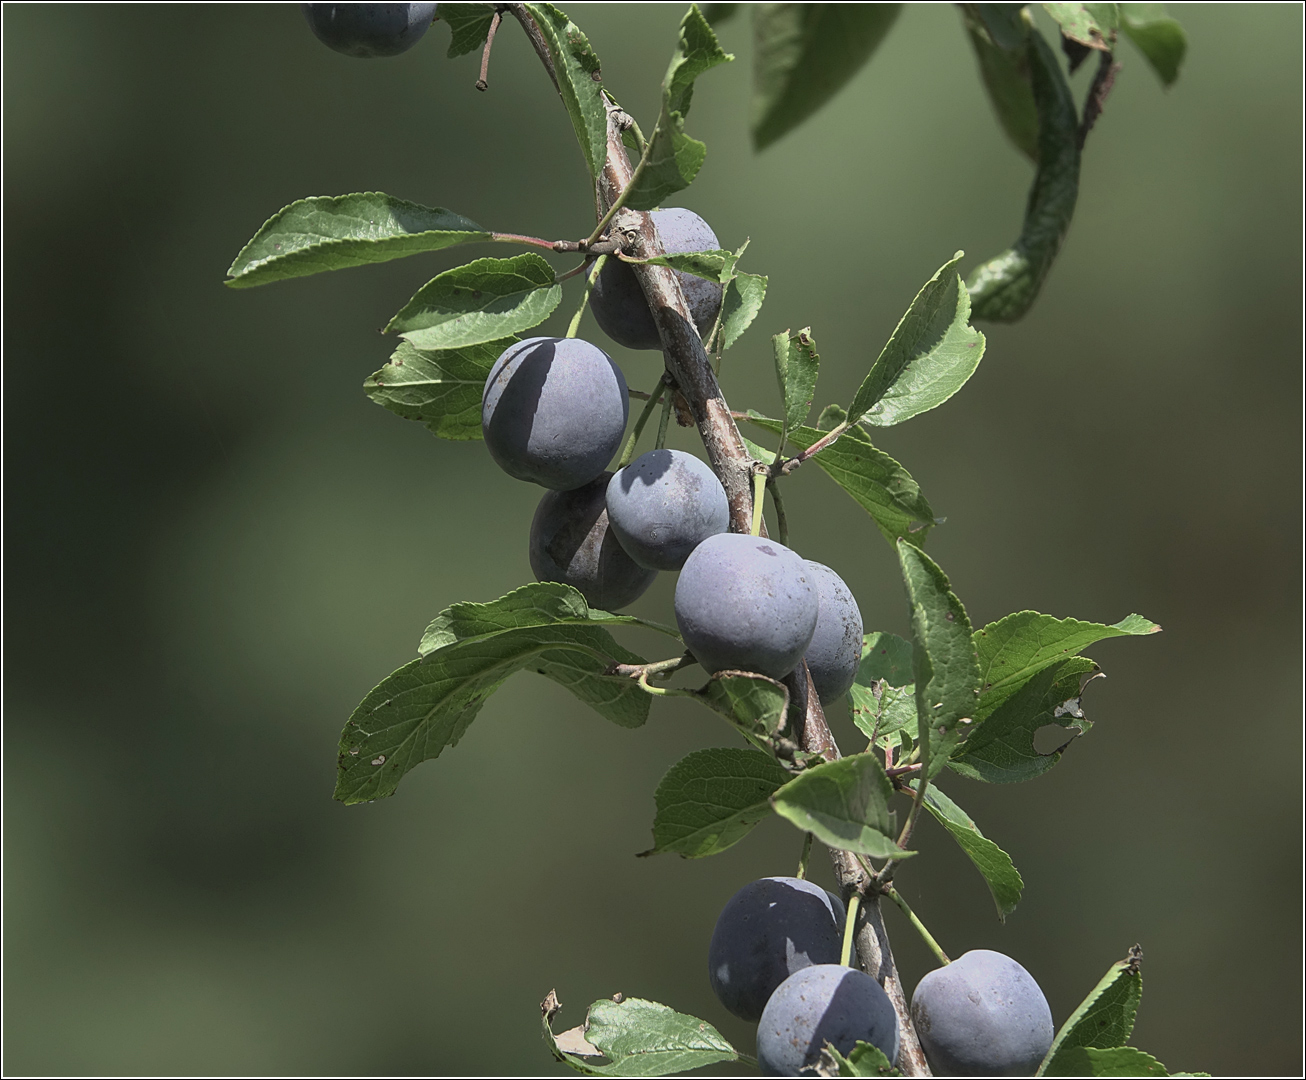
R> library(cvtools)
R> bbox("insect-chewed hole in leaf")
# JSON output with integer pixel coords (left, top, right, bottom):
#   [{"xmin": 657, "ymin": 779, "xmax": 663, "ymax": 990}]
[{"xmin": 1032, "ymin": 724, "xmax": 1075, "ymax": 755}]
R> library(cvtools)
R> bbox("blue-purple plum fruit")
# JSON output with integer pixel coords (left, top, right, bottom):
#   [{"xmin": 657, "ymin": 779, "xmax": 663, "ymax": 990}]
[
  {"xmin": 301, "ymin": 3, "xmax": 437, "ymax": 57},
  {"xmin": 707, "ymin": 877, "xmax": 845, "ymax": 1023},
  {"xmin": 758, "ymin": 964, "xmax": 900, "ymax": 1076},
  {"xmin": 606, "ymin": 449, "xmax": 729, "ymax": 570},
  {"xmin": 674, "ymin": 534, "xmax": 818, "ymax": 679},
  {"xmin": 529, "ymin": 473, "xmax": 657, "ymax": 611},
  {"xmin": 911, "ymin": 949, "xmax": 1054, "ymax": 1077},
  {"xmin": 482, "ymin": 337, "xmax": 629, "ymax": 491},
  {"xmin": 589, "ymin": 208, "xmax": 724, "ymax": 350},
  {"xmin": 803, "ymin": 561, "xmax": 864, "ymax": 704}
]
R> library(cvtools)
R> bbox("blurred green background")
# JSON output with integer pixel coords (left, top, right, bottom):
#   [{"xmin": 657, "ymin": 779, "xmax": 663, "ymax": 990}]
[{"xmin": 4, "ymin": 3, "xmax": 1300, "ymax": 1075}]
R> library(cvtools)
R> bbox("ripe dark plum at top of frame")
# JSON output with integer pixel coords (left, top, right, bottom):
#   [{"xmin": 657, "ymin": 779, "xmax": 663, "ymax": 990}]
[
  {"xmin": 529, "ymin": 473, "xmax": 657, "ymax": 611},
  {"xmin": 674, "ymin": 533, "xmax": 818, "ymax": 680},
  {"xmin": 301, "ymin": 3, "xmax": 437, "ymax": 58},
  {"xmin": 605, "ymin": 449, "xmax": 729, "ymax": 570},
  {"xmin": 911, "ymin": 949, "xmax": 1054, "ymax": 1077},
  {"xmin": 758, "ymin": 964, "xmax": 900, "ymax": 1076},
  {"xmin": 803, "ymin": 561, "xmax": 864, "ymax": 704},
  {"xmin": 589, "ymin": 208, "xmax": 724, "ymax": 351},
  {"xmin": 482, "ymin": 337, "xmax": 629, "ymax": 491},
  {"xmin": 708, "ymin": 877, "xmax": 845, "ymax": 1023}
]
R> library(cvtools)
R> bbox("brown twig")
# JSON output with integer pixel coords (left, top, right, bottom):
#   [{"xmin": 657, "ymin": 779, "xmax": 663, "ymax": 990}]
[
  {"xmin": 475, "ymin": 9, "xmax": 504, "ymax": 91},
  {"xmin": 1078, "ymin": 50, "xmax": 1122, "ymax": 150},
  {"xmin": 504, "ymin": 4, "xmax": 558, "ymax": 93}
]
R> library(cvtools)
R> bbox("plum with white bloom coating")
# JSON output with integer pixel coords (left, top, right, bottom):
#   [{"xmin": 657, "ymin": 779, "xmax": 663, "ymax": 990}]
[
  {"xmin": 911, "ymin": 949, "xmax": 1054, "ymax": 1077},
  {"xmin": 803, "ymin": 561, "xmax": 864, "ymax": 704},
  {"xmin": 606, "ymin": 449, "xmax": 729, "ymax": 570},
  {"xmin": 301, "ymin": 4, "xmax": 437, "ymax": 58},
  {"xmin": 482, "ymin": 337, "xmax": 629, "ymax": 491},
  {"xmin": 529, "ymin": 473, "xmax": 657, "ymax": 611},
  {"xmin": 757, "ymin": 964, "xmax": 900, "ymax": 1076},
  {"xmin": 674, "ymin": 534, "xmax": 818, "ymax": 680},
  {"xmin": 590, "ymin": 208, "xmax": 724, "ymax": 350},
  {"xmin": 707, "ymin": 877, "xmax": 845, "ymax": 1022}
]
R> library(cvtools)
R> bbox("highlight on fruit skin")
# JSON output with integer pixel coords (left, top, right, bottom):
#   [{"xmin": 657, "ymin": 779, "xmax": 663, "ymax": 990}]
[
  {"xmin": 757, "ymin": 963, "xmax": 900, "ymax": 1076},
  {"xmin": 674, "ymin": 533, "xmax": 819, "ymax": 680},
  {"xmin": 481, "ymin": 337, "xmax": 629, "ymax": 492},
  {"xmin": 911, "ymin": 949, "xmax": 1054, "ymax": 1077},
  {"xmin": 301, "ymin": 3, "xmax": 438, "ymax": 59},
  {"xmin": 707, "ymin": 876, "xmax": 846, "ymax": 1023}
]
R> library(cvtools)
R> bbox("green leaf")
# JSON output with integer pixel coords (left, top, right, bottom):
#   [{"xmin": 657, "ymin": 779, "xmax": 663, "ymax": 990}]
[
  {"xmin": 523, "ymin": 4, "xmax": 609, "ymax": 180},
  {"xmin": 966, "ymin": 28, "xmax": 1080, "ymax": 322},
  {"xmin": 225, "ymin": 193, "xmax": 489, "ymax": 288},
  {"xmin": 336, "ymin": 583, "xmax": 648, "ymax": 805},
  {"xmin": 622, "ymin": 248, "xmax": 737, "ymax": 282},
  {"xmin": 973, "ymin": 610, "xmax": 1161, "ymax": 721},
  {"xmin": 848, "ymin": 253, "xmax": 986, "ymax": 428},
  {"xmin": 547, "ymin": 996, "xmax": 739, "ymax": 1076},
  {"xmin": 849, "ymin": 632, "xmax": 917, "ymax": 743},
  {"xmin": 897, "ymin": 541, "xmax": 980, "ymax": 779},
  {"xmin": 962, "ymin": 4, "xmax": 1038, "ymax": 161},
  {"xmin": 920, "ymin": 784, "xmax": 1023, "ymax": 920},
  {"xmin": 695, "ymin": 670, "xmax": 790, "ymax": 746},
  {"xmin": 385, "ymin": 253, "xmax": 562, "ymax": 350},
  {"xmin": 625, "ymin": 6, "xmax": 733, "ymax": 211},
  {"xmin": 751, "ymin": 4, "xmax": 903, "ymax": 150},
  {"xmin": 440, "ymin": 3, "xmax": 497, "ymax": 57},
  {"xmin": 364, "ymin": 337, "xmax": 513, "ymax": 441},
  {"xmin": 720, "ymin": 271, "xmax": 768, "ymax": 350},
  {"xmin": 1119, "ymin": 4, "xmax": 1186, "ymax": 86},
  {"xmin": 743, "ymin": 413, "xmax": 940, "ymax": 547},
  {"xmin": 1047, "ymin": 1046, "xmax": 1169, "ymax": 1077},
  {"xmin": 1038, "ymin": 947, "xmax": 1144, "ymax": 1076},
  {"xmin": 642, "ymin": 747, "xmax": 789, "ymax": 858},
  {"xmin": 1042, "ymin": 3, "xmax": 1119, "ymax": 50},
  {"xmin": 773, "ymin": 327, "xmax": 821, "ymax": 438},
  {"xmin": 821, "ymin": 1040, "xmax": 902, "ymax": 1077},
  {"xmin": 771, "ymin": 753, "xmax": 912, "ymax": 860},
  {"xmin": 949, "ymin": 656, "xmax": 1097, "ymax": 783}
]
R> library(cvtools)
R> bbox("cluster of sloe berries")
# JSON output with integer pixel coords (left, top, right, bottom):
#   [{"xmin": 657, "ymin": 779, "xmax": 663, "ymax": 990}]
[
  {"xmin": 301, "ymin": 3, "xmax": 438, "ymax": 59},
  {"xmin": 708, "ymin": 877, "xmax": 1055, "ymax": 1075},
  {"xmin": 480, "ymin": 209, "xmax": 863, "ymax": 702}
]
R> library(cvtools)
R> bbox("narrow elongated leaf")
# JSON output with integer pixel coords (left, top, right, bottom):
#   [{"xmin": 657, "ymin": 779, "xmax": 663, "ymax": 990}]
[
  {"xmin": 966, "ymin": 29, "xmax": 1079, "ymax": 322},
  {"xmin": 336, "ymin": 584, "xmax": 648, "ymax": 804},
  {"xmin": 949, "ymin": 656, "xmax": 1097, "ymax": 783},
  {"xmin": 848, "ymin": 253, "xmax": 986, "ymax": 428},
  {"xmin": 974, "ymin": 610, "xmax": 1160, "ymax": 721},
  {"xmin": 962, "ymin": 4, "xmax": 1038, "ymax": 161},
  {"xmin": 920, "ymin": 784, "xmax": 1023, "ymax": 919},
  {"xmin": 625, "ymin": 6, "xmax": 733, "ymax": 211},
  {"xmin": 385, "ymin": 253, "xmax": 561, "ymax": 350},
  {"xmin": 622, "ymin": 249, "xmax": 737, "ymax": 282},
  {"xmin": 720, "ymin": 272, "xmax": 767, "ymax": 349},
  {"xmin": 524, "ymin": 4, "xmax": 609, "ymax": 180},
  {"xmin": 743, "ymin": 413, "xmax": 940, "ymax": 547},
  {"xmin": 695, "ymin": 670, "xmax": 790, "ymax": 746},
  {"xmin": 821, "ymin": 1040, "xmax": 901, "ymax": 1077},
  {"xmin": 898, "ymin": 541, "xmax": 980, "ymax": 779},
  {"xmin": 849, "ymin": 632, "xmax": 917, "ymax": 744},
  {"xmin": 441, "ymin": 3, "xmax": 497, "ymax": 57},
  {"xmin": 774, "ymin": 328, "xmax": 821, "ymax": 436},
  {"xmin": 1119, "ymin": 3, "xmax": 1186, "ymax": 86},
  {"xmin": 751, "ymin": 4, "xmax": 902, "ymax": 149},
  {"xmin": 364, "ymin": 337, "xmax": 513, "ymax": 441},
  {"xmin": 1038, "ymin": 948, "xmax": 1144, "ymax": 1076},
  {"xmin": 225, "ymin": 194, "xmax": 489, "ymax": 288},
  {"xmin": 1042, "ymin": 3, "xmax": 1119, "ymax": 50},
  {"xmin": 1048, "ymin": 1046, "xmax": 1168, "ymax": 1077},
  {"xmin": 642, "ymin": 747, "xmax": 789, "ymax": 858},
  {"xmin": 771, "ymin": 753, "xmax": 912, "ymax": 860}
]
